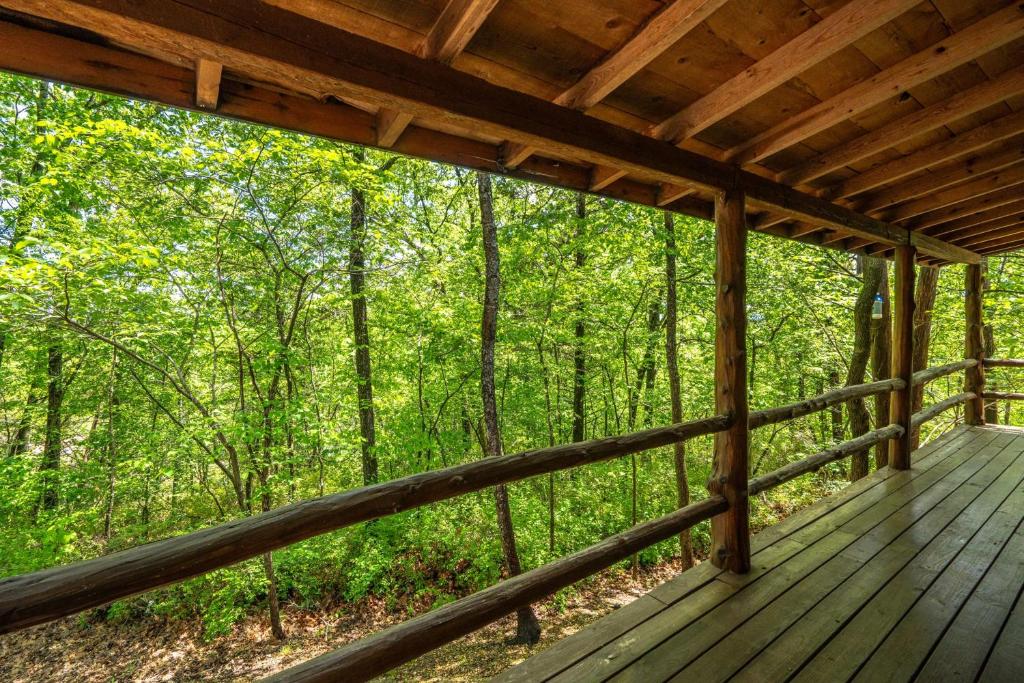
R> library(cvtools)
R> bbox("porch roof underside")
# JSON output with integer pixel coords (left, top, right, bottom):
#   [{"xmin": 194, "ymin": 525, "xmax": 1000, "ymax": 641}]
[{"xmin": 1, "ymin": 0, "xmax": 1023, "ymax": 266}]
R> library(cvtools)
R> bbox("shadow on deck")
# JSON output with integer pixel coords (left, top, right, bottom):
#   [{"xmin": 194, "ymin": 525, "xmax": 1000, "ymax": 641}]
[{"xmin": 497, "ymin": 425, "xmax": 1024, "ymax": 682}]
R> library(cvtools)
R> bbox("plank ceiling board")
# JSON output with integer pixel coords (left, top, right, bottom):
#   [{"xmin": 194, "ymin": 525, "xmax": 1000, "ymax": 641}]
[{"xmin": 5, "ymin": 0, "xmax": 1024, "ymax": 260}]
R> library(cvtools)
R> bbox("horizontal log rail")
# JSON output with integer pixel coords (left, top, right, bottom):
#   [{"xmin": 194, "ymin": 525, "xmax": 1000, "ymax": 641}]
[
  {"xmin": 263, "ymin": 496, "xmax": 727, "ymax": 682},
  {"xmin": 912, "ymin": 359, "xmax": 978, "ymax": 385},
  {"xmin": 0, "ymin": 415, "xmax": 729, "ymax": 634},
  {"xmin": 983, "ymin": 358, "xmax": 1024, "ymax": 368},
  {"xmin": 911, "ymin": 392, "xmax": 975, "ymax": 429},
  {"xmin": 748, "ymin": 378, "xmax": 903, "ymax": 429},
  {"xmin": 983, "ymin": 391, "xmax": 1024, "ymax": 400},
  {"xmin": 749, "ymin": 424, "xmax": 903, "ymax": 496}
]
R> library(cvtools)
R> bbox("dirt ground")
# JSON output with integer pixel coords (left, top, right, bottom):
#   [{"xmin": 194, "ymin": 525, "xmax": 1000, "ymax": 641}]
[{"xmin": 0, "ymin": 559, "xmax": 692, "ymax": 682}]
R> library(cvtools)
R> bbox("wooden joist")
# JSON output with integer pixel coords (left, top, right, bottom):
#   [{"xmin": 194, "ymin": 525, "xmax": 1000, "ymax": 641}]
[
  {"xmin": 728, "ymin": 3, "xmax": 1024, "ymax": 164},
  {"xmin": 421, "ymin": 0, "xmax": 501, "ymax": 64},
  {"xmin": 827, "ymin": 110, "xmax": 1024, "ymax": 201},
  {"xmin": 653, "ymin": 0, "xmax": 921, "ymax": 144},
  {"xmin": 781, "ymin": 65, "xmax": 1024, "ymax": 186},
  {"xmin": 908, "ymin": 186, "xmax": 1024, "ymax": 232},
  {"xmin": 856, "ymin": 142, "xmax": 1024, "ymax": 212},
  {"xmin": 928, "ymin": 199, "xmax": 1024, "ymax": 238},
  {"xmin": 375, "ymin": 108, "xmax": 413, "ymax": 148},
  {"xmin": 502, "ymin": 0, "xmax": 725, "ymax": 169},
  {"xmin": 0, "ymin": 0, "xmax": 977, "ymax": 263},
  {"xmin": 883, "ymin": 164, "xmax": 1024, "ymax": 224}
]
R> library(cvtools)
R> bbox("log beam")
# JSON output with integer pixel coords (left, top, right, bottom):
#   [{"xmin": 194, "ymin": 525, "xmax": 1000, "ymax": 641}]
[
  {"xmin": 0, "ymin": 1, "xmax": 978, "ymax": 263},
  {"xmin": 728, "ymin": 3, "xmax": 1024, "ymax": 164},
  {"xmin": 888, "ymin": 244, "xmax": 915, "ymax": 469},
  {"xmin": 709, "ymin": 188, "xmax": 749, "ymax": 573},
  {"xmin": 964, "ymin": 262, "xmax": 985, "ymax": 425},
  {"xmin": 654, "ymin": 0, "xmax": 921, "ymax": 144}
]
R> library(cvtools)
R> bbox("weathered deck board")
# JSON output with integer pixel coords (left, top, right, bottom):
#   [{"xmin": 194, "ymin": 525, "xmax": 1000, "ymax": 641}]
[{"xmin": 496, "ymin": 425, "xmax": 1024, "ymax": 682}]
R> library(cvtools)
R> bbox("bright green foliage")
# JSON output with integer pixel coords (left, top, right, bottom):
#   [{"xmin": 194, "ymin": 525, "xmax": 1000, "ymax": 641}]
[{"xmin": 0, "ymin": 74, "xmax": 1008, "ymax": 638}]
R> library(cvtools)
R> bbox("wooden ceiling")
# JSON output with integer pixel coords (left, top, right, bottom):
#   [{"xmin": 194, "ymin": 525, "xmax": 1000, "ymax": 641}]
[{"xmin": 1, "ymin": 0, "xmax": 1023, "ymax": 265}]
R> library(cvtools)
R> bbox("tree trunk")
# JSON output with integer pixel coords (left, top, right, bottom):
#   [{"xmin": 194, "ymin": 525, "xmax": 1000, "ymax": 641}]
[
  {"xmin": 828, "ymin": 368, "xmax": 843, "ymax": 443},
  {"xmin": 871, "ymin": 260, "xmax": 891, "ymax": 471},
  {"xmin": 477, "ymin": 171, "xmax": 541, "ymax": 645},
  {"xmin": 847, "ymin": 257, "xmax": 885, "ymax": 481},
  {"xmin": 664, "ymin": 212, "xmax": 693, "ymax": 566},
  {"xmin": 910, "ymin": 266, "xmax": 939, "ymax": 449},
  {"xmin": 350, "ymin": 149, "xmax": 378, "ymax": 486},
  {"xmin": 40, "ymin": 341, "xmax": 63, "ymax": 510},
  {"xmin": 571, "ymin": 193, "xmax": 586, "ymax": 444},
  {"xmin": 641, "ymin": 299, "xmax": 661, "ymax": 429}
]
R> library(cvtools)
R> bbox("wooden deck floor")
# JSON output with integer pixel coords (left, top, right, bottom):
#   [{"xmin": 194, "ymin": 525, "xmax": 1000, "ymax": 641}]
[{"xmin": 496, "ymin": 425, "xmax": 1024, "ymax": 682}]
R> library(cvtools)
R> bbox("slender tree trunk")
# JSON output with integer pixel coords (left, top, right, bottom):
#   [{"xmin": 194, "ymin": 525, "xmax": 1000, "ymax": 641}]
[
  {"xmin": 103, "ymin": 349, "xmax": 119, "ymax": 542},
  {"xmin": 910, "ymin": 266, "xmax": 939, "ymax": 449},
  {"xmin": 571, "ymin": 193, "xmax": 586, "ymax": 444},
  {"xmin": 871, "ymin": 260, "xmax": 892, "ymax": 470},
  {"xmin": 984, "ymin": 324, "xmax": 997, "ymax": 423},
  {"xmin": 847, "ymin": 257, "xmax": 885, "ymax": 481},
  {"xmin": 641, "ymin": 299, "xmax": 661, "ymax": 429},
  {"xmin": 828, "ymin": 368, "xmax": 843, "ymax": 443},
  {"xmin": 40, "ymin": 341, "xmax": 63, "ymax": 510},
  {"xmin": 349, "ymin": 149, "xmax": 378, "ymax": 486},
  {"xmin": 261, "ymin": 491, "xmax": 286, "ymax": 639},
  {"xmin": 477, "ymin": 172, "xmax": 541, "ymax": 645},
  {"xmin": 664, "ymin": 212, "xmax": 693, "ymax": 566}
]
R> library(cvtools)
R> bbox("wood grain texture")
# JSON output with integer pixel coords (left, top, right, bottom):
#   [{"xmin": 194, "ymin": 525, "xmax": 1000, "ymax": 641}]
[
  {"xmin": 888, "ymin": 244, "xmax": 915, "ymax": 469},
  {"xmin": 709, "ymin": 188, "xmax": 749, "ymax": 573},
  {"xmin": 965, "ymin": 262, "xmax": 986, "ymax": 425}
]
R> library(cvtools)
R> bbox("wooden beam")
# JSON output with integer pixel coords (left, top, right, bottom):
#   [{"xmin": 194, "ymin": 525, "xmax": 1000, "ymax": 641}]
[
  {"xmin": 964, "ymin": 262, "xmax": 985, "ymax": 425},
  {"xmin": 589, "ymin": 164, "xmax": 628, "ymax": 191},
  {"xmin": 826, "ymin": 110, "xmax": 1024, "ymax": 200},
  {"xmin": 913, "ymin": 359, "xmax": 978, "ymax": 386},
  {"xmin": 889, "ymin": 244, "xmax": 915, "ymax": 470},
  {"xmin": 421, "ymin": 0, "xmax": 501, "ymax": 64},
  {"xmin": 956, "ymin": 223, "xmax": 1024, "ymax": 249},
  {"xmin": 780, "ymin": 65, "xmax": 1024, "ymax": 185},
  {"xmin": 561, "ymin": 0, "xmax": 726, "ymax": 112},
  {"xmin": 855, "ymin": 141, "xmax": 1024, "ymax": 211},
  {"xmin": 657, "ymin": 183, "xmax": 695, "ymax": 207},
  {"xmin": 0, "ymin": 2, "xmax": 977, "ymax": 263},
  {"xmin": 377, "ymin": 0, "xmax": 500, "ymax": 147},
  {"xmin": 728, "ymin": 3, "xmax": 1024, "ymax": 164},
  {"xmin": 907, "ymin": 186, "xmax": 1024, "ymax": 231},
  {"xmin": 911, "ymin": 392, "xmax": 975, "ymax": 429},
  {"xmin": 927, "ymin": 200, "xmax": 1024, "ymax": 238},
  {"xmin": 263, "ymin": 496, "xmax": 727, "ymax": 682},
  {"xmin": 375, "ymin": 107, "xmax": 413, "ymax": 147},
  {"xmin": 653, "ymin": 0, "xmax": 921, "ymax": 143},
  {"xmin": 882, "ymin": 163, "xmax": 1024, "ymax": 223},
  {"xmin": 709, "ymin": 188, "xmax": 749, "ymax": 573},
  {"xmin": 0, "ymin": 406, "xmax": 729, "ymax": 635},
  {"xmin": 193, "ymin": 57, "xmax": 221, "ymax": 110},
  {"xmin": 502, "ymin": 0, "xmax": 725, "ymax": 169}
]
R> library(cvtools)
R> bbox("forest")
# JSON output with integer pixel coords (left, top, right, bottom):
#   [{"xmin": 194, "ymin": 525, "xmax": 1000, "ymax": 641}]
[{"xmin": 2, "ymin": 74, "xmax": 1023, "ymax": 676}]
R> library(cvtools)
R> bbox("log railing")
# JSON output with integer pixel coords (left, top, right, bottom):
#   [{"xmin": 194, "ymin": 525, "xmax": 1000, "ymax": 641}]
[
  {"xmin": 981, "ymin": 358, "xmax": 1024, "ymax": 408},
  {"xmin": 0, "ymin": 359, "xmax": 985, "ymax": 682}
]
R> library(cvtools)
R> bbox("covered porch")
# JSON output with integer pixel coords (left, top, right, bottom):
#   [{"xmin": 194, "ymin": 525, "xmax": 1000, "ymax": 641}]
[{"xmin": 498, "ymin": 424, "xmax": 1024, "ymax": 682}]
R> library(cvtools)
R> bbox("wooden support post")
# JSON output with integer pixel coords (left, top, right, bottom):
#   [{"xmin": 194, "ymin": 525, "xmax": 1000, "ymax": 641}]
[
  {"xmin": 888, "ymin": 244, "xmax": 916, "ymax": 469},
  {"xmin": 964, "ymin": 262, "xmax": 986, "ymax": 424},
  {"xmin": 709, "ymin": 188, "xmax": 750, "ymax": 573}
]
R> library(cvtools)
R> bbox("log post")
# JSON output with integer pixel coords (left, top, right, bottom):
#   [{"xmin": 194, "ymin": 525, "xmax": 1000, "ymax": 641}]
[
  {"xmin": 708, "ymin": 188, "xmax": 750, "ymax": 573},
  {"xmin": 964, "ymin": 262, "xmax": 985, "ymax": 425},
  {"xmin": 888, "ymin": 244, "xmax": 916, "ymax": 469}
]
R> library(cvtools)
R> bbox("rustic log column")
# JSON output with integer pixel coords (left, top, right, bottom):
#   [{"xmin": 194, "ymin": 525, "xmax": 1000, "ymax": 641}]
[
  {"xmin": 888, "ymin": 244, "xmax": 916, "ymax": 469},
  {"xmin": 964, "ymin": 262, "xmax": 985, "ymax": 425},
  {"xmin": 708, "ymin": 188, "xmax": 750, "ymax": 573}
]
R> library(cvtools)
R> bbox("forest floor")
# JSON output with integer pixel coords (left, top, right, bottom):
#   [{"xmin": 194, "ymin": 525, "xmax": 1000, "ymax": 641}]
[{"xmin": 0, "ymin": 558, "xmax": 693, "ymax": 682}]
